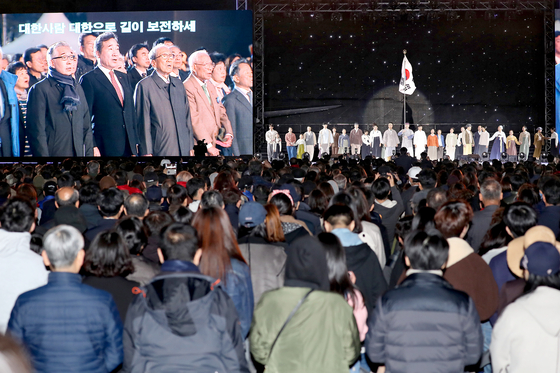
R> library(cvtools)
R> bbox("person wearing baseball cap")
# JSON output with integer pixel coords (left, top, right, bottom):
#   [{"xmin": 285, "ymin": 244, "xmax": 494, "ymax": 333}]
[
  {"xmin": 401, "ymin": 166, "xmax": 422, "ymax": 215},
  {"xmin": 491, "ymin": 241, "xmax": 560, "ymax": 373}
]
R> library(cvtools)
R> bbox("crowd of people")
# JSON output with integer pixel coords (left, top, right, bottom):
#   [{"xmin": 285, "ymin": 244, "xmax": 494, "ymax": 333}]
[
  {"xmin": 0, "ymin": 31, "xmax": 252, "ymax": 158},
  {"xmin": 0, "ymin": 152, "xmax": 559, "ymax": 372},
  {"xmin": 268, "ymin": 122, "xmax": 557, "ymax": 164}
]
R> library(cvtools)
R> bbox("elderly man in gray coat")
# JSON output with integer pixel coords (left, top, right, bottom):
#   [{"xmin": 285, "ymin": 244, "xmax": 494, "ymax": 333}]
[{"xmin": 134, "ymin": 44, "xmax": 193, "ymax": 156}]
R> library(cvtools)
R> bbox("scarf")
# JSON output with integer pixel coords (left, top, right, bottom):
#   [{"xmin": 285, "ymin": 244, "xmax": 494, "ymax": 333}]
[{"xmin": 48, "ymin": 67, "xmax": 80, "ymax": 112}]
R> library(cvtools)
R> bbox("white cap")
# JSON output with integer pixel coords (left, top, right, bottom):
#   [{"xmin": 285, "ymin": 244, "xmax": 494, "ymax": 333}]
[{"xmin": 408, "ymin": 166, "xmax": 422, "ymax": 180}]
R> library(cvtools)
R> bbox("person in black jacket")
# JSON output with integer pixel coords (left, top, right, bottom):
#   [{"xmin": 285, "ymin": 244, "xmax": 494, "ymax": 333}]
[
  {"xmin": 123, "ymin": 223, "xmax": 249, "ymax": 372},
  {"xmin": 366, "ymin": 229, "xmax": 483, "ymax": 373}
]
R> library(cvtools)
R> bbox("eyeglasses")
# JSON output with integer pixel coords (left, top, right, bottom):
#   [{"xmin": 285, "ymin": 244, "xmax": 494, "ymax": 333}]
[
  {"xmin": 155, "ymin": 53, "xmax": 176, "ymax": 60},
  {"xmin": 195, "ymin": 62, "xmax": 214, "ymax": 68},
  {"xmin": 51, "ymin": 55, "xmax": 77, "ymax": 61}
]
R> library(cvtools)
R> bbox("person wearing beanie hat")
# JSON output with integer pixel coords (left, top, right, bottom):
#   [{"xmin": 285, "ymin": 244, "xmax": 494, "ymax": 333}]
[
  {"xmin": 250, "ymin": 235, "xmax": 360, "ymax": 373},
  {"xmin": 491, "ymin": 241, "xmax": 560, "ymax": 373}
]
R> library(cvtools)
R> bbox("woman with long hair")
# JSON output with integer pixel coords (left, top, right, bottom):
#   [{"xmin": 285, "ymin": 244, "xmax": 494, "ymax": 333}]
[
  {"xmin": 191, "ymin": 207, "xmax": 254, "ymax": 338},
  {"xmin": 213, "ymin": 170, "xmax": 238, "ymax": 192},
  {"xmin": 82, "ymin": 230, "xmax": 139, "ymax": 321}
]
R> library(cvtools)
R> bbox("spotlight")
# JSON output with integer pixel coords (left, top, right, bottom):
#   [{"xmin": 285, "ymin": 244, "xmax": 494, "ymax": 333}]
[
  {"xmin": 254, "ymin": 153, "xmax": 262, "ymax": 161},
  {"xmin": 482, "ymin": 152, "xmax": 489, "ymax": 160},
  {"xmin": 310, "ymin": 12, "xmax": 324, "ymax": 22},
  {"xmin": 279, "ymin": 153, "xmax": 286, "ymax": 160},
  {"xmin": 518, "ymin": 152, "xmax": 526, "ymax": 162},
  {"xmin": 303, "ymin": 152, "xmax": 310, "ymax": 161},
  {"xmin": 501, "ymin": 152, "xmax": 508, "ymax": 160}
]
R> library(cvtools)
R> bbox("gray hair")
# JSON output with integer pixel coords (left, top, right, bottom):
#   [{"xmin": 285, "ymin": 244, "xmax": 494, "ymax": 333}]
[
  {"xmin": 47, "ymin": 41, "xmax": 72, "ymax": 63},
  {"xmin": 94, "ymin": 32, "xmax": 118, "ymax": 54},
  {"xmin": 43, "ymin": 225, "xmax": 84, "ymax": 269},
  {"xmin": 148, "ymin": 44, "xmax": 170, "ymax": 61},
  {"xmin": 229, "ymin": 58, "xmax": 250, "ymax": 77},
  {"xmin": 188, "ymin": 49, "xmax": 209, "ymax": 70},
  {"xmin": 87, "ymin": 161, "xmax": 100, "ymax": 176},
  {"xmin": 480, "ymin": 179, "xmax": 502, "ymax": 202}
]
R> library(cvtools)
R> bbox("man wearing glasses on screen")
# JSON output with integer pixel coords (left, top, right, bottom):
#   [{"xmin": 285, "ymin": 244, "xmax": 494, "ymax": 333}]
[
  {"xmin": 184, "ymin": 49, "xmax": 233, "ymax": 156},
  {"xmin": 26, "ymin": 41, "xmax": 93, "ymax": 157},
  {"xmin": 134, "ymin": 44, "xmax": 193, "ymax": 157}
]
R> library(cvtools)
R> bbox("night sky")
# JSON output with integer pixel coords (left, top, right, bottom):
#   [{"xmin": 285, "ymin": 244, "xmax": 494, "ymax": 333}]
[{"xmin": 264, "ymin": 11, "xmax": 545, "ymax": 134}]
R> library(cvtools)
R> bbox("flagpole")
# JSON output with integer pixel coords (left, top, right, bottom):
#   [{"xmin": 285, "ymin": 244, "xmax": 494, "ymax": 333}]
[{"xmin": 403, "ymin": 50, "xmax": 407, "ymax": 128}]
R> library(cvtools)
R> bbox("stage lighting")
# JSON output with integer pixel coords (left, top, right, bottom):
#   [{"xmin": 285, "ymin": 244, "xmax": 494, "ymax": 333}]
[
  {"xmin": 518, "ymin": 152, "xmax": 526, "ymax": 162},
  {"xmin": 482, "ymin": 152, "xmax": 489, "ymax": 161},
  {"xmin": 254, "ymin": 153, "xmax": 262, "ymax": 161},
  {"xmin": 501, "ymin": 152, "xmax": 508, "ymax": 160},
  {"xmin": 310, "ymin": 12, "xmax": 324, "ymax": 22},
  {"xmin": 303, "ymin": 152, "xmax": 310, "ymax": 161},
  {"xmin": 279, "ymin": 153, "xmax": 286, "ymax": 160}
]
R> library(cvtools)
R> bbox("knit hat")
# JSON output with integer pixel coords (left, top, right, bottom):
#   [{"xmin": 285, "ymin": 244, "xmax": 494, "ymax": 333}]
[
  {"xmin": 522, "ymin": 242, "xmax": 560, "ymax": 277},
  {"xmin": 239, "ymin": 202, "xmax": 266, "ymax": 228},
  {"xmin": 284, "ymin": 235, "xmax": 330, "ymax": 291}
]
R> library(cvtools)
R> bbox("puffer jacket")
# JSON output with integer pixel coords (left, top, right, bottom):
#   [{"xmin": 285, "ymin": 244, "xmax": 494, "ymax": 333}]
[
  {"xmin": 223, "ymin": 258, "xmax": 254, "ymax": 338},
  {"xmin": 123, "ymin": 269, "xmax": 249, "ymax": 373},
  {"xmin": 8, "ymin": 272, "xmax": 123, "ymax": 373},
  {"xmin": 366, "ymin": 272, "xmax": 483, "ymax": 373}
]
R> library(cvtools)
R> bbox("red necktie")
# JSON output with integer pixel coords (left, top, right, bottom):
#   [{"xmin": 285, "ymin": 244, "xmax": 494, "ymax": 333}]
[{"xmin": 109, "ymin": 70, "xmax": 124, "ymax": 106}]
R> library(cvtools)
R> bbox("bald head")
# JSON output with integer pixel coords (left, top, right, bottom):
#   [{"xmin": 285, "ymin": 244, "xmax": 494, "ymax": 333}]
[{"xmin": 55, "ymin": 187, "xmax": 79, "ymax": 208}]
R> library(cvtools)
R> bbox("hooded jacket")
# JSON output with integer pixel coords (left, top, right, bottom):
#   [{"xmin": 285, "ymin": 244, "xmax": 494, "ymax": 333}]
[
  {"xmin": 0, "ymin": 230, "xmax": 48, "ymax": 333},
  {"xmin": 491, "ymin": 286, "xmax": 560, "ymax": 373},
  {"xmin": 123, "ymin": 268, "xmax": 249, "ymax": 373}
]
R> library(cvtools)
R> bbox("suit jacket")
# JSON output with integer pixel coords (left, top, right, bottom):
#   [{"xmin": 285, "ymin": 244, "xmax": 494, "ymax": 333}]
[
  {"xmin": 80, "ymin": 67, "xmax": 139, "ymax": 156},
  {"xmin": 222, "ymin": 88, "xmax": 252, "ymax": 155},
  {"xmin": 127, "ymin": 66, "xmax": 145, "ymax": 91},
  {"xmin": 26, "ymin": 76, "xmax": 93, "ymax": 157},
  {"xmin": 135, "ymin": 71, "xmax": 193, "ymax": 156},
  {"xmin": 184, "ymin": 75, "xmax": 232, "ymax": 148},
  {"xmin": 466, "ymin": 204, "xmax": 499, "ymax": 253}
]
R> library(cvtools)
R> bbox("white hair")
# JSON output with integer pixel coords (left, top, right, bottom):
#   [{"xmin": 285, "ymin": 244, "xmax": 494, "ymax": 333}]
[
  {"xmin": 47, "ymin": 41, "xmax": 72, "ymax": 63},
  {"xmin": 148, "ymin": 44, "xmax": 170, "ymax": 61},
  {"xmin": 43, "ymin": 225, "xmax": 84, "ymax": 269},
  {"xmin": 188, "ymin": 49, "xmax": 209, "ymax": 70}
]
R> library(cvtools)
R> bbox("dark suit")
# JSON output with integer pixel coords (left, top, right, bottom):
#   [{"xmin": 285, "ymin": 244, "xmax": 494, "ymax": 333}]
[
  {"xmin": 26, "ymin": 76, "xmax": 93, "ymax": 157},
  {"xmin": 466, "ymin": 204, "xmax": 499, "ymax": 253},
  {"xmin": 135, "ymin": 71, "xmax": 193, "ymax": 156},
  {"xmin": 80, "ymin": 67, "xmax": 139, "ymax": 156},
  {"xmin": 223, "ymin": 88, "xmax": 253, "ymax": 155},
  {"xmin": 127, "ymin": 66, "xmax": 145, "ymax": 92}
]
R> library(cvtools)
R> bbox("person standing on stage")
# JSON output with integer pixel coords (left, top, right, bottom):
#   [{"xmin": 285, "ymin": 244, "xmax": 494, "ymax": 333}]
[
  {"xmin": 463, "ymin": 124, "xmax": 474, "ymax": 155},
  {"xmin": 436, "ymin": 129, "xmax": 445, "ymax": 160},
  {"xmin": 331, "ymin": 127, "xmax": 339, "ymax": 156},
  {"xmin": 349, "ymin": 123, "xmax": 363, "ymax": 157},
  {"xmin": 127, "ymin": 43, "xmax": 150, "ymax": 90},
  {"xmin": 533, "ymin": 127, "xmax": 545, "ymax": 159},
  {"xmin": 398, "ymin": 123, "xmax": 414, "ymax": 152},
  {"xmin": 550, "ymin": 128, "xmax": 559, "ymax": 157},
  {"xmin": 134, "ymin": 44, "xmax": 193, "ymax": 157},
  {"xmin": 474, "ymin": 125, "xmax": 481, "ymax": 157},
  {"xmin": 338, "ymin": 128, "xmax": 350, "ymax": 154},
  {"xmin": 383, "ymin": 123, "xmax": 399, "ymax": 161},
  {"xmin": 75, "ymin": 32, "xmax": 98, "ymax": 82},
  {"xmin": 296, "ymin": 133, "xmax": 305, "ymax": 159},
  {"xmin": 361, "ymin": 130, "xmax": 371, "ymax": 158},
  {"xmin": 304, "ymin": 126, "xmax": 317, "ymax": 160},
  {"xmin": 285, "ymin": 127, "xmax": 297, "ymax": 160},
  {"xmin": 272, "ymin": 133, "xmax": 282, "ymax": 160},
  {"xmin": 456, "ymin": 126, "xmax": 465, "ymax": 156},
  {"xmin": 489, "ymin": 125, "xmax": 507, "ymax": 160},
  {"xmin": 445, "ymin": 128, "xmax": 458, "ymax": 160},
  {"xmin": 504, "ymin": 130, "xmax": 520, "ymax": 158},
  {"xmin": 413, "ymin": 125, "xmax": 427, "ymax": 160},
  {"xmin": 318, "ymin": 123, "xmax": 334, "ymax": 158},
  {"xmin": 27, "ymin": 42, "xmax": 93, "ymax": 157},
  {"xmin": 265, "ymin": 124, "xmax": 278, "ymax": 162},
  {"xmin": 427, "ymin": 129, "xmax": 438, "ymax": 161},
  {"xmin": 479, "ymin": 127, "xmax": 489, "ymax": 157},
  {"xmin": 519, "ymin": 126, "xmax": 531, "ymax": 159},
  {"xmin": 80, "ymin": 32, "xmax": 139, "ymax": 157},
  {"xmin": 0, "ymin": 49, "xmax": 21, "ymax": 157},
  {"xmin": 370, "ymin": 124, "xmax": 383, "ymax": 158}
]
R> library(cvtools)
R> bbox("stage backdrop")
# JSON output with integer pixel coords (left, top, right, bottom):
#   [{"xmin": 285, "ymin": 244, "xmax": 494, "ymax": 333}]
[{"xmin": 264, "ymin": 11, "xmax": 544, "ymax": 136}]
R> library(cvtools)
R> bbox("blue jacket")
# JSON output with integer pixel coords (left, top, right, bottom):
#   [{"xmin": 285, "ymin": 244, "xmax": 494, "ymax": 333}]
[
  {"xmin": 225, "ymin": 258, "xmax": 254, "ymax": 338},
  {"xmin": 366, "ymin": 273, "xmax": 483, "ymax": 373},
  {"xmin": 8, "ymin": 272, "xmax": 123, "ymax": 373},
  {"xmin": 0, "ymin": 70, "xmax": 20, "ymax": 156}
]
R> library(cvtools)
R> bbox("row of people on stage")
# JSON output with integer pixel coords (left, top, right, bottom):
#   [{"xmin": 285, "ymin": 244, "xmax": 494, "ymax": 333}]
[
  {"xmin": 267, "ymin": 123, "xmax": 557, "ymax": 162},
  {"xmin": 0, "ymin": 32, "xmax": 253, "ymax": 157}
]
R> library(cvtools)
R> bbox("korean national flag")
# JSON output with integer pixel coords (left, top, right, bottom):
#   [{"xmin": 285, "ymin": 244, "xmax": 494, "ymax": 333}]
[{"xmin": 399, "ymin": 55, "xmax": 416, "ymax": 95}]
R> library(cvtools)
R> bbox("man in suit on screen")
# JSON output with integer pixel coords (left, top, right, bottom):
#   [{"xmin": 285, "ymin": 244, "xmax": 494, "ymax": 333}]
[
  {"xmin": 222, "ymin": 58, "xmax": 253, "ymax": 156},
  {"xmin": 80, "ymin": 32, "xmax": 139, "ymax": 157},
  {"xmin": 184, "ymin": 50, "xmax": 233, "ymax": 156},
  {"xmin": 127, "ymin": 43, "xmax": 151, "ymax": 91}
]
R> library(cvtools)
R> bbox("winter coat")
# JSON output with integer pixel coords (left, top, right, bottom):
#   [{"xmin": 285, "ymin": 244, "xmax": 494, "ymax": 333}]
[
  {"xmin": 366, "ymin": 272, "xmax": 483, "ymax": 373},
  {"xmin": 238, "ymin": 235, "xmax": 286, "ymax": 304},
  {"xmin": 123, "ymin": 270, "xmax": 249, "ymax": 372},
  {"xmin": 250, "ymin": 287, "xmax": 360, "ymax": 373},
  {"xmin": 0, "ymin": 230, "xmax": 48, "ymax": 333},
  {"xmin": 491, "ymin": 286, "xmax": 560, "ymax": 373},
  {"xmin": 8, "ymin": 272, "xmax": 123, "ymax": 373},
  {"xmin": 223, "ymin": 258, "xmax": 254, "ymax": 339}
]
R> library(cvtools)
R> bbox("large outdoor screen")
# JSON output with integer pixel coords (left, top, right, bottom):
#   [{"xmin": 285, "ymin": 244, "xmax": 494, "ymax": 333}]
[{"xmin": 0, "ymin": 10, "xmax": 253, "ymax": 158}]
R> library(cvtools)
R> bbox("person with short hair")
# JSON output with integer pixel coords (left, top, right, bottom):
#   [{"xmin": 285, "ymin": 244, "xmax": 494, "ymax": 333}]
[
  {"xmin": 187, "ymin": 177, "xmax": 206, "ymax": 212},
  {"xmin": 537, "ymin": 177, "xmax": 560, "ymax": 237},
  {"xmin": 0, "ymin": 198, "xmax": 48, "ymax": 333},
  {"xmin": 372, "ymin": 173, "xmax": 404, "ymax": 244},
  {"xmin": 75, "ymin": 32, "xmax": 98, "ymax": 81},
  {"xmin": 467, "ymin": 179, "xmax": 503, "ymax": 253},
  {"xmin": 123, "ymin": 223, "xmax": 249, "ymax": 372},
  {"xmin": 7, "ymin": 61, "xmax": 31, "ymax": 157},
  {"xmin": 366, "ymin": 229, "xmax": 483, "ymax": 372},
  {"xmin": 7, "ymin": 225, "xmax": 123, "ymax": 373},
  {"xmin": 23, "ymin": 47, "xmax": 46, "ymax": 88},
  {"xmin": 85, "ymin": 187, "xmax": 124, "ymax": 242},
  {"xmin": 127, "ymin": 43, "xmax": 150, "ymax": 89},
  {"xmin": 124, "ymin": 193, "xmax": 149, "ymax": 218}
]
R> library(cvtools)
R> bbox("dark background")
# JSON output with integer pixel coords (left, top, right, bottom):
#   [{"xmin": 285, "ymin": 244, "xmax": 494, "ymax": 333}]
[{"xmin": 264, "ymin": 11, "xmax": 545, "ymax": 135}]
